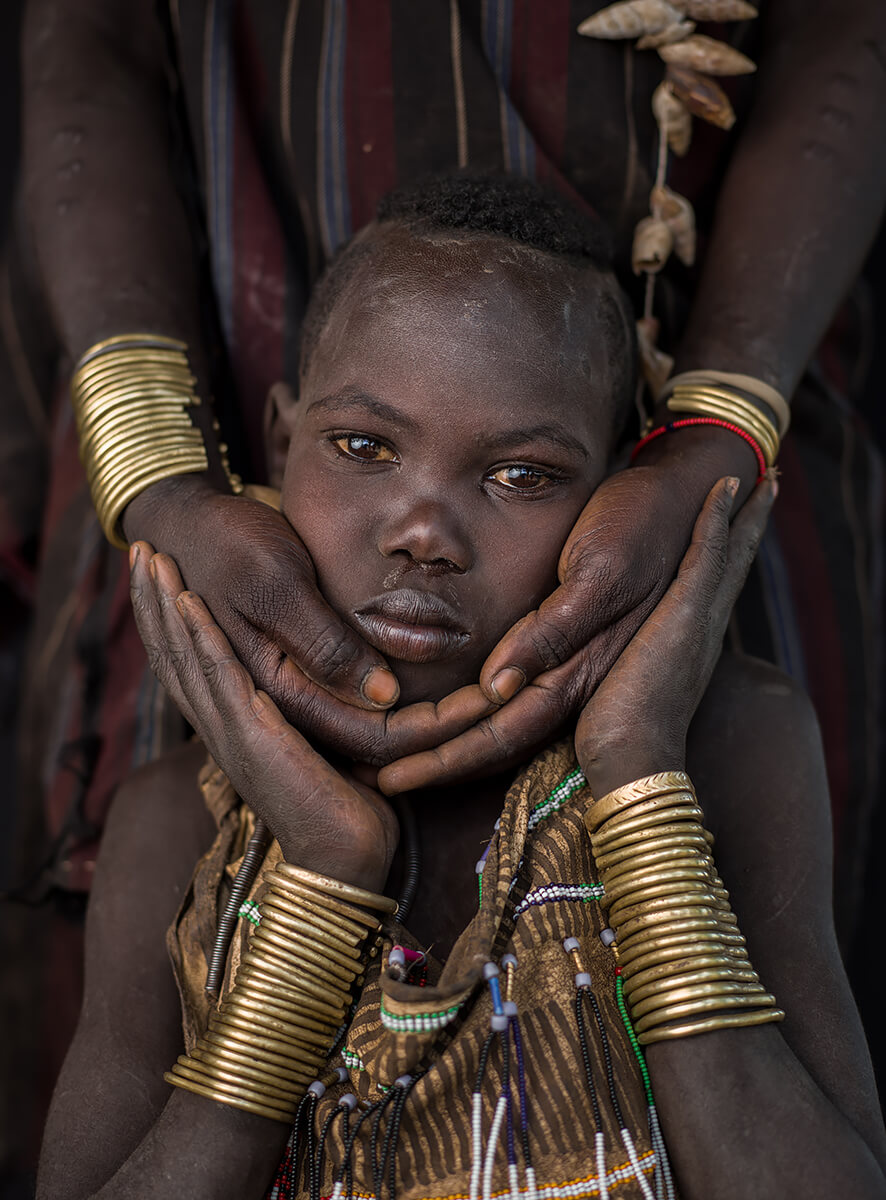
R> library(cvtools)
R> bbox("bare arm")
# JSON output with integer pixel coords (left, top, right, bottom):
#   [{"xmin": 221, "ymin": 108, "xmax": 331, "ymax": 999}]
[
  {"xmin": 20, "ymin": 0, "xmax": 483, "ymax": 750},
  {"xmin": 386, "ymin": 0, "xmax": 886, "ymax": 795},
  {"xmin": 38, "ymin": 548, "xmax": 404, "ymax": 1198},
  {"xmin": 675, "ymin": 0, "xmax": 886, "ymax": 393},
  {"xmin": 575, "ymin": 484, "xmax": 886, "ymax": 1199},
  {"xmin": 21, "ymin": 0, "xmax": 221, "ymax": 453},
  {"xmin": 648, "ymin": 659, "xmax": 886, "ymax": 1198},
  {"xmin": 37, "ymin": 744, "xmax": 292, "ymax": 1200}
]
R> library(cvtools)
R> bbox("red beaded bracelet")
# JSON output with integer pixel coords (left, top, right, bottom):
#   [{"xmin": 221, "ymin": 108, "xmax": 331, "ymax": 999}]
[{"xmin": 630, "ymin": 417, "xmax": 767, "ymax": 482}]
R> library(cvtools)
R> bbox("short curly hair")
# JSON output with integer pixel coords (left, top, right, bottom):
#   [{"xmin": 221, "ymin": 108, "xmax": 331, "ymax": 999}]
[{"xmin": 298, "ymin": 171, "xmax": 636, "ymax": 437}]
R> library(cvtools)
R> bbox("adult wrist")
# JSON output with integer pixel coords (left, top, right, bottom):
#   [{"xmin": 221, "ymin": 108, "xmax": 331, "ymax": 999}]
[
  {"xmin": 634, "ymin": 369, "xmax": 788, "ymax": 495},
  {"xmin": 121, "ymin": 470, "xmax": 219, "ymax": 546},
  {"xmin": 578, "ymin": 739, "xmax": 685, "ymax": 804},
  {"xmin": 633, "ymin": 419, "xmax": 759, "ymax": 496},
  {"xmin": 72, "ymin": 333, "xmax": 242, "ymax": 549}
]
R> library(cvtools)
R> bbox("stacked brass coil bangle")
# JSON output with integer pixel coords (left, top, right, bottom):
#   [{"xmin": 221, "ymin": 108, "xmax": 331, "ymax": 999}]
[
  {"xmin": 663, "ymin": 371, "xmax": 787, "ymax": 469},
  {"xmin": 586, "ymin": 771, "xmax": 784, "ymax": 1044},
  {"xmin": 165, "ymin": 863, "xmax": 397, "ymax": 1122},
  {"xmin": 71, "ymin": 334, "xmax": 243, "ymax": 550}
]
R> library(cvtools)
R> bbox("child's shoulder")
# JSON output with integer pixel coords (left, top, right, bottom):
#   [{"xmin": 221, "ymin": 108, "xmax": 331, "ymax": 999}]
[
  {"xmin": 688, "ymin": 651, "xmax": 827, "ymax": 849},
  {"xmin": 92, "ymin": 740, "xmax": 215, "ymax": 931},
  {"xmin": 701, "ymin": 651, "xmax": 819, "ymax": 744}
]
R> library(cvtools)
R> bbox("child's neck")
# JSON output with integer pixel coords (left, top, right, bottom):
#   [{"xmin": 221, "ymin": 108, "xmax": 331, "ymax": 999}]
[{"xmin": 387, "ymin": 773, "xmax": 511, "ymax": 961}]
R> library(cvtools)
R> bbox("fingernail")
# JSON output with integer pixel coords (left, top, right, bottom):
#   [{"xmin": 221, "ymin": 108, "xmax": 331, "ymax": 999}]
[
  {"xmin": 129, "ymin": 544, "xmax": 139, "ymax": 568},
  {"xmin": 725, "ymin": 476, "xmax": 739, "ymax": 496},
  {"xmin": 490, "ymin": 666, "xmax": 526, "ymax": 703},
  {"xmin": 362, "ymin": 667, "xmax": 399, "ymax": 707},
  {"xmin": 771, "ymin": 478, "xmax": 779, "ymax": 499}
]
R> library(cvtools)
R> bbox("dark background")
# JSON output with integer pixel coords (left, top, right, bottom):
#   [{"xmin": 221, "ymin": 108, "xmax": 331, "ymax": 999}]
[{"xmin": 0, "ymin": 0, "xmax": 883, "ymax": 1193}]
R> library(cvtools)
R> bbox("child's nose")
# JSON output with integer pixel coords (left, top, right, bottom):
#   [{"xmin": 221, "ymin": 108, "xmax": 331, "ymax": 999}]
[{"xmin": 377, "ymin": 497, "xmax": 472, "ymax": 573}]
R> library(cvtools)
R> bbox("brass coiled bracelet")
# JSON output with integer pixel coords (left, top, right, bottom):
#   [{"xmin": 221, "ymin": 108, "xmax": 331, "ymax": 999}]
[
  {"xmin": 586, "ymin": 771, "xmax": 785, "ymax": 1044},
  {"xmin": 166, "ymin": 863, "xmax": 397, "ymax": 1122},
  {"xmin": 71, "ymin": 333, "xmax": 243, "ymax": 549}
]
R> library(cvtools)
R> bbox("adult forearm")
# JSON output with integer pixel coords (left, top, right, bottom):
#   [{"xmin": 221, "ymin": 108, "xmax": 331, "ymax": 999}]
[
  {"xmin": 22, "ymin": 0, "xmax": 227, "ymax": 527},
  {"xmin": 675, "ymin": 0, "xmax": 886, "ymax": 395},
  {"xmin": 22, "ymin": 0, "xmax": 204, "ymax": 363}
]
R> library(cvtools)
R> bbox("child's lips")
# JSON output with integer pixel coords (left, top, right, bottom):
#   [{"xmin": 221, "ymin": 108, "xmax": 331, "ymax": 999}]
[{"xmin": 353, "ymin": 590, "xmax": 469, "ymax": 664}]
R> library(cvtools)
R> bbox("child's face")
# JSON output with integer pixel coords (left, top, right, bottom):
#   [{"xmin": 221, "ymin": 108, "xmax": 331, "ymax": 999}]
[{"xmin": 281, "ymin": 223, "xmax": 622, "ymax": 705}]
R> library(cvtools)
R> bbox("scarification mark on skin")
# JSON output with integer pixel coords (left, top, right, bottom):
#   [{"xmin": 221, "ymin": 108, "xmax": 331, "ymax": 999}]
[{"xmin": 765, "ymin": 861, "xmax": 813, "ymax": 925}]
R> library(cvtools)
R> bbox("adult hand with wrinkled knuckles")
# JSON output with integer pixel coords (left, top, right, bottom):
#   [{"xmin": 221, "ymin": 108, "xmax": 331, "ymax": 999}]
[
  {"xmin": 126, "ymin": 423, "xmax": 760, "ymax": 789},
  {"xmin": 378, "ymin": 422, "xmax": 760, "ymax": 795},
  {"xmin": 126, "ymin": 485, "xmax": 498, "ymax": 772},
  {"xmin": 128, "ymin": 541, "xmax": 399, "ymax": 891}
]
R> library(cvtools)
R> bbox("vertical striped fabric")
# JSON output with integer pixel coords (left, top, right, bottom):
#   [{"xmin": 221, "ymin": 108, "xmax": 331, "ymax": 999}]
[
  {"xmin": 2, "ymin": 0, "xmax": 881, "ymax": 951},
  {"xmin": 170, "ymin": 745, "xmax": 665, "ymax": 1199}
]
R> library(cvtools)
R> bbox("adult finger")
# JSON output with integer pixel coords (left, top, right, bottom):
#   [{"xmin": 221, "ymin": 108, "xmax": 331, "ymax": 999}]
[
  {"xmin": 709, "ymin": 476, "xmax": 777, "ymax": 630},
  {"xmin": 272, "ymin": 655, "xmax": 499, "ymax": 766},
  {"xmin": 129, "ymin": 542, "xmax": 200, "ymax": 728},
  {"xmin": 149, "ymin": 553, "xmax": 221, "ymax": 734},
  {"xmin": 377, "ymin": 666, "xmax": 575, "ymax": 795},
  {"xmin": 230, "ymin": 532, "xmax": 400, "ymax": 711},
  {"xmin": 477, "ymin": 546, "xmax": 661, "ymax": 704}
]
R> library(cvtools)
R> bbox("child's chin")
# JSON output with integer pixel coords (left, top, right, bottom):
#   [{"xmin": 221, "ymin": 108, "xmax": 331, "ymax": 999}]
[{"xmin": 391, "ymin": 659, "xmax": 479, "ymax": 709}]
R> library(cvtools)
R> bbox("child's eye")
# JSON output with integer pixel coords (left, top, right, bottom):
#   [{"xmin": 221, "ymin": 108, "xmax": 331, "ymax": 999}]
[
  {"xmin": 488, "ymin": 464, "xmax": 558, "ymax": 491},
  {"xmin": 331, "ymin": 434, "xmax": 397, "ymax": 462}
]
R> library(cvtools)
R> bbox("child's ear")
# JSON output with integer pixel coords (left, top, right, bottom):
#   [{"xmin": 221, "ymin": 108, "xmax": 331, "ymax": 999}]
[{"xmin": 264, "ymin": 381, "xmax": 299, "ymax": 487}]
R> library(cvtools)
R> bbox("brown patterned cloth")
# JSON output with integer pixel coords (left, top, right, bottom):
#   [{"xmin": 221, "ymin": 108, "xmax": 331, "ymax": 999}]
[{"xmin": 170, "ymin": 743, "xmax": 672, "ymax": 1199}]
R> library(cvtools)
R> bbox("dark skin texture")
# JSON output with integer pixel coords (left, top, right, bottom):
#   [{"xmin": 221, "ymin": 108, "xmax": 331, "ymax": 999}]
[
  {"xmin": 39, "ymin": 230, "xmax": 886, "ymax": 1199},
  {"xmin": 20, "ymin": 0, "xmax": 886, "ymax": 782}
]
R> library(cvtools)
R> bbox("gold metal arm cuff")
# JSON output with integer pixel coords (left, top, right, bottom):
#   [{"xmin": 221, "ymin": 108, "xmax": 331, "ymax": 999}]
[
  {"xmin": 623, "ymin": 955, "xmax": 759, "ymax": 994},
  {"xmin": 585, "ymin": 771, "xmax": 694, "ymax": 831},
  {"xmin": 638, "ymin": 1006, "xmax": 785, "ymax": 1044},
  {"xmin": 190, "ymin": 1044, "xmax": 312, "ymax": 1088},
  {"xmin": 631, "ymin": 979, "xmax": 768, "ymax": 1021},
  {"xmin": 174, "ymin": 1055, "xmax": 301, "ymax": 1105},
  {"xmin": 202, "ymin": 1029, "xmax": 319, "ymax": 1075},
  {"xmin": 591, "ymin": 805, "xmax": 705, "ymax": 849},
  {"xmin": 234, "ymin": 963, "xmax": 348, "ymax": 1020},
  {"xmin": 268, "ymin": 868, "xmax": 393, "ymax": 912},
  {"xmin": 633, "ymin": 991, "xmax": 777, "ymax": 1034},
  {"xmin": 595, "ymin": 833, "xmax": 712, "ymax": 872},
  {"xmin": 76, "ymin": 333, "xmax": 187, "ymax": 364},
  {"xmin": 259, "ymin": 892, "xmax": 366, "ymax": 944},
  {"xmin": 594, "ymin": 822, "xmax": 713, "ymax": 856},
  {"xmin": 619, "ymin": 935, "xmax": 742, "ymax": 975},
  {"xmin": 165, "ymin": 1067, "xmax": 295, "ymax": 1122}
]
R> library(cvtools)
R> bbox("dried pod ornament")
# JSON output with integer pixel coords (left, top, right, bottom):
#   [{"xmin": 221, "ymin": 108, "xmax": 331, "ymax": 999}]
[
  {"xmin": 666, "ymin": 64, "xmax": 736, "ymax": 129},
  {"xmin": 670, "ymin": 0, "xmax": 757, "ymax": 19},
  {"xmin": 632, "ymin": 216, "xmax": 674, "ymax": 275},
  {"xmin": 651, "ymin": 81, "xmax": 692, "ymax": 155},
  {"xmin": 578, "ymin": 0, "xmax": 757, "ymax": 415},
  {"xmin": 637, "ymin": 317, "xmax": 675, "ymax": 399},
  {"xmin": 637, "ymin": 20, "xmax": 695, "ymax": 49},
  {"xmin": 651, "ymin": 184, "xmax": 696, "ymax": 266},
  {"xmin": 658, "ymin": 33, "xmax": 756, "ymax": 75},
  {"xmin": 577, "ymin": 0, "xmax": 684, "ymax": 39}
]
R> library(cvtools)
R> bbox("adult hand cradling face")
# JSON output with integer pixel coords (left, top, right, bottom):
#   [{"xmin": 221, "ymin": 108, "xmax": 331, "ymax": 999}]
[
  {"xmin": 129, "ymin": 205, "xmax": 775, "ymax": 886},
  {"xmin": 133, "ymin": 177, "xmax": 698, "ymax": 783}
]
